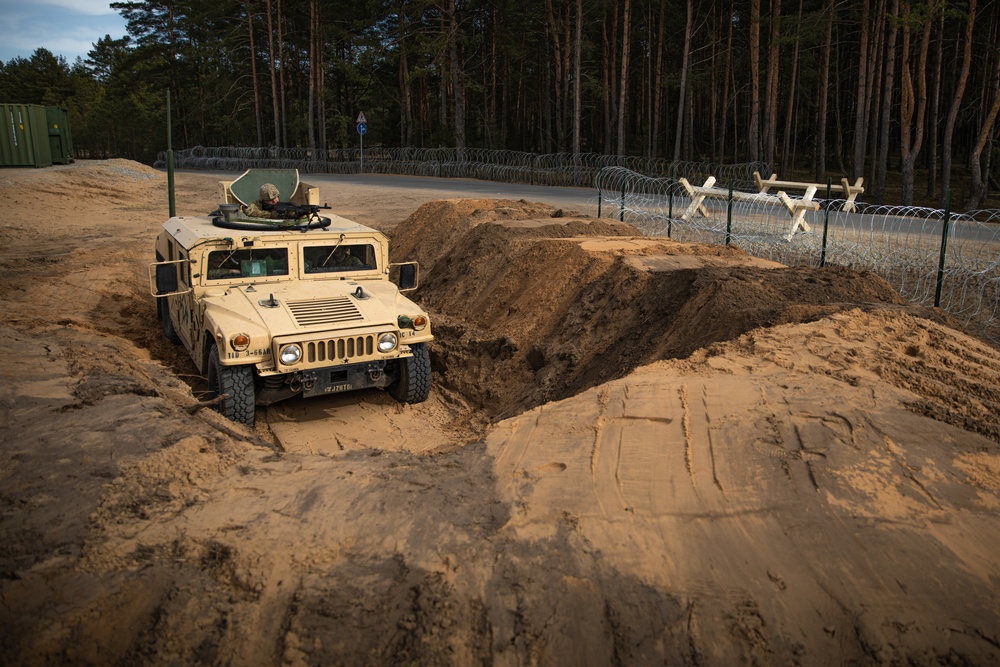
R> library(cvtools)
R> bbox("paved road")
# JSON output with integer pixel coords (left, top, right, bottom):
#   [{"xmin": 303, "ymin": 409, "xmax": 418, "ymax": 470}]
[
  {"xmin": 181, "ymin": 169, "xmax": 599, "ymax": 212},
  {"xmin": 180, "ymin": 167, "xmax": 997, "ymax": 246}
]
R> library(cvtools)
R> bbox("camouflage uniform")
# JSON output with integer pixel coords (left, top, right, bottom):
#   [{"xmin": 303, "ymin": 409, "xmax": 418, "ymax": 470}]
[
  {"xmin": 241, "ymin": 183, "xmax": 301, "ymax": 223},
  {"xmin": 334, "ymin": 252, "xmax": 363, "ymax": 267}
]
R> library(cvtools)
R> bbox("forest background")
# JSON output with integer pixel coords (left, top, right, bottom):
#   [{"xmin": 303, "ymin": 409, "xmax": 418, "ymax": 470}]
[{"xmin": 0, "ymin": 0, "xmax": 997, "ymax": 211}]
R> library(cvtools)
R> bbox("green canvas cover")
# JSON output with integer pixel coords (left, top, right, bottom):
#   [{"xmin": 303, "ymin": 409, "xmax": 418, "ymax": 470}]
[{"xmin": 229, "ymin": 169, "xmax": 300, "ymax": 205}]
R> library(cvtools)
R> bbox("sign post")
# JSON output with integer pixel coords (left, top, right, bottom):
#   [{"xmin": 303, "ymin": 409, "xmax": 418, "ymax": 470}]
[{"xmin": 356, "ymin": 111, "xmax": 367, "ymax": 173}]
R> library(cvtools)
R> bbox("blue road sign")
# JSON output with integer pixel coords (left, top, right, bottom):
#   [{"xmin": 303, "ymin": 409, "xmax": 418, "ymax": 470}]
[{"xmin": 357, "ymin": 123, "xmax": 367, "ymax": 135}]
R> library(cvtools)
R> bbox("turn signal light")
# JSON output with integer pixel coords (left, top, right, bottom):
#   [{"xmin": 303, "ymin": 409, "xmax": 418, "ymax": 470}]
[{"xmin": 231, "ymin": 333, "xmax": 251, "ymax": 351}]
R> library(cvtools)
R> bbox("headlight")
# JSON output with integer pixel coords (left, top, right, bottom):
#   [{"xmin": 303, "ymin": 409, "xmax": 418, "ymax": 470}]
[
  {"xmin": 279, "ymin": 344, "xmax": 302, "ymax": 365},
  {"xmin": 230, "ymin": 333, "xmax": 251, "ymax": 351},
  {"xmin": 412, "ymin": 315, "xmax": 427, "ymax": 331},
  {"xmin": 378, "ymin": 332, "xmax": 398, "ymax": 353}
]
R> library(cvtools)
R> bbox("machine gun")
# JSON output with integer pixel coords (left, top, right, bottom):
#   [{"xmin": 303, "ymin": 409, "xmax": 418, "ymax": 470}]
[{"xmin": 268, "ymin": 202, "xmax": 332, "ymax": 221}]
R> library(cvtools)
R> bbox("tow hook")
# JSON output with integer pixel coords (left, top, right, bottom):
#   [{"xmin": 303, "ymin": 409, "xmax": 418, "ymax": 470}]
[
  {"xmin": 290, "ymin": 372, "xmax": 318, "ymax": 392},
  {"xmin": 300, "ymin": 372, "xmax": 317, "ymax": 390}
]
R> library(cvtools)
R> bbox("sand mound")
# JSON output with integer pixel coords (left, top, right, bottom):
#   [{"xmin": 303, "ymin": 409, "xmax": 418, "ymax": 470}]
[
  {"xmin": 3, "ymin": 166, "xmax": 1000, "ymax": 665},
  {"xmin": 392, "ymin": 198, "xmax": 955, "ymax": 422}
]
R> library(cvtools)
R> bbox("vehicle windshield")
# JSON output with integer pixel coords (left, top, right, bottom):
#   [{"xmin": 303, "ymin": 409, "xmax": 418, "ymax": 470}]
[
  {"xmin": 206, "ymin": 247, "xmax": 289, "ymax": 280},
  {"xmin": 303, "ymin": 244, "xmax": 376, "ymax": 273}
]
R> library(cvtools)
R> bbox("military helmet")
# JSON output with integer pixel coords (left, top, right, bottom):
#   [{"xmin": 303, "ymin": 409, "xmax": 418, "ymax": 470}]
[{"xmin": 259, "ymin": 183, "xmax": 280, "ymax": 200}]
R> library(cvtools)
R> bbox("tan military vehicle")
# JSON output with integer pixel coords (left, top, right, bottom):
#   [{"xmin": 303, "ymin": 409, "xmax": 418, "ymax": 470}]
[{"xmin": 149, "ymin": 169, "xmax": 432, "ymax": 425}]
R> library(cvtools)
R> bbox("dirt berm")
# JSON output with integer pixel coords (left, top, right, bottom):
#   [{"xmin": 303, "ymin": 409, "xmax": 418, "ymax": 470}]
[
  {"xmin": 391, "ymin": 198, "xmax": 963, "ymax": 423},
  {"xmin": 2, "ymin": 162, "xmax": 1000, "ymax": 665}
]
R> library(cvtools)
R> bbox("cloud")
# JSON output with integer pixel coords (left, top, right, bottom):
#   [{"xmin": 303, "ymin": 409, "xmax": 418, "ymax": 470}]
[
  {"xmin": 0, "ymin": 3, "xmax": 128, "ymax": 63},
  {"xmin": 36, "ymin": 0, "xmax": 118, "ymax": 17}
]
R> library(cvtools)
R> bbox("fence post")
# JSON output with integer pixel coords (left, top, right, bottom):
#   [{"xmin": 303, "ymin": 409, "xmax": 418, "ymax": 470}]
[
  {"xmin": 725, "ymin": 182, "xmax": 733, "ymax": 246},
  {"xmin": 821, "ymin": 178, "xmax": 831, "ymax": 267},
  {"xmin": 597, "ymin": 169, "xmax": 603, "ymax": 218},
  {"xmin": 934, "ymin": 191, "xmax": 952, "ymax": 308},
  {"xmin": 620, "ymin": 180, "xmax": 626, "ymax": 222},
  {"xmin": 668, "ymin": 188, "xmax": 673, "ymax": 238},
  {"xmin": 531, "ymin": 155, "xmax": 536, "ymax": 186}
]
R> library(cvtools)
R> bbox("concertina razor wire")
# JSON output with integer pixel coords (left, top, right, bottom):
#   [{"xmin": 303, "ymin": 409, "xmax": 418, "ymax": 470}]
[{"xmin": 156, "ymin": 147, "xmax": 999, "ymax": 346}]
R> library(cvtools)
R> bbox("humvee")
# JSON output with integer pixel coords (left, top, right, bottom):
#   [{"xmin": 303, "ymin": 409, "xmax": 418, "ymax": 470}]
[{"xmin": 149, "ymin": 169, "xmax": 432, "ymax": 425}]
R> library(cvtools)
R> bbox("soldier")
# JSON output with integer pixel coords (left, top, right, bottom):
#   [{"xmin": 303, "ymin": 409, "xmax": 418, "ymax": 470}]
[
  {"xmin": 242, "ymin": 183, "xmax": 294, "ymax": 220},
  {"xmin": 331, "ymin": 245, "xmax": 363, "ymax": 267}
]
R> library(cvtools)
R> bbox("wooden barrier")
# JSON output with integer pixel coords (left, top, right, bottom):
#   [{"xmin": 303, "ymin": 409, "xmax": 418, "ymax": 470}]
[
  {"xmin": 679, "ymin": 176, "xmax": 821, "ymax": 241},
  {"xmin": 754, "ymin": 172, "xmax": 864, "ymax": 212}
]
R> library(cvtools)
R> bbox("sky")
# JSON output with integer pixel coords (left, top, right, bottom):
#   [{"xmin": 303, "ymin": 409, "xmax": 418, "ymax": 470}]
[{"xmin": 0, "ymin": 0, "xmax": 129, "ymax": 65}]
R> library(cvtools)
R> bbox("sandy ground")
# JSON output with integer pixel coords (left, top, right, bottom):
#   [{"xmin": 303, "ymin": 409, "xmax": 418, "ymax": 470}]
[{"xmin": 2, "ymin": 160, "xmax": 1000, "ymax": 665}]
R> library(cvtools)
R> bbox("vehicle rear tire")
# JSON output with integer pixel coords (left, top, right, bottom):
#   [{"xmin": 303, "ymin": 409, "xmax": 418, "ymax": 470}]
[
  {"xmin": 159, "ymin": 298, "xmax": 181, "ymax": 344},
  {"xmin": 388, "ymin": 343, "xmax": 431, "ymax": 404},
  {"xmin": 207, "ymin": 345, "xmax": 256, "ymax": 425}
]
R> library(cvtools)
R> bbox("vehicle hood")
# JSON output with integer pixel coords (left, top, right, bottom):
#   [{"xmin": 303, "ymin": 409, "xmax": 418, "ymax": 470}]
[{"xmin": 201, "ymin": 280, "xmax": 410, "ymax": 336}]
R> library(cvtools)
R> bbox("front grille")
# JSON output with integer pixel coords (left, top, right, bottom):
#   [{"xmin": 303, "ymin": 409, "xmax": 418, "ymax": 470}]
[
  {"xmin": 286, "ymin": 297, "xmax": 364, "ymax": 327},
  {"xmin": 305, "ymin": 335, "xmax": 375, "ymax": 363}
]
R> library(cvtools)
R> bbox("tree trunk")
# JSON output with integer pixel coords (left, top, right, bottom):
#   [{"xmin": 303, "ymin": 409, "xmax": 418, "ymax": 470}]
[
  {"xmin": 399, "ymin": 39, "xmax": 412, "ymax": 147},
  {"xmin": 926, "ymin": 12, "xmax": 944, "ymax": 198},
  {"xmin": 852, "ymin": 0, "xmax": 871, "ymax": 180},
  {"xmin": 265, "ymin": 0, "xmax": 280, "ymax": 148},
  {"xmin": 965, "ymin": 38, "xmax": 1000, "ymax": 209},
  {"xmin": 749, "ymin": 0, "xmax": 761, "ymax": 163},
  {"xmin": 446, "ymin": 1, "xmax": 466, "ymax": 158},
  {"xmin": 438, "ymin": 11, "xmax": 449, "ymax": 137},
  {"xmin": 899, "ymin": 2, "xmax": 931, "ymax": 206},
  {"xmin": 603, "ymin": 5, "xmax": 618, "ymax": 155},
  {"xmin": 278, "ymin": 0, "xmax": 287, "ymax": 148},
  {"xmin": 398, "ymin": 1, "xmax": 412, "ymax": 147},
  {"xmin": 780, "ymin": 0, "xmax": 802, "ymax": 176},
  {"xmin": 720, "ymin": 0, "xmax": 734, "ymax": 162},
  {"xmin": 709, "ymin": 5, "xmax": 719, "ymax": 162},
  {"xmin": 545, "ymin": 0, "xmax": 566, "ymax": 150},
  {"xmin": 487, "ymin": 4, "xmax": 497, "ymax": 147},
  {"xmin": 813, "ymin": 0, "xmax": 834, "ymax": 181},
  {"xmin": 673, "ymin": 0, "xmax": 693, "ymax": 162},
  {"xmin": 764, "ymin": 0, "xmax": 781, "ymax": 169},
  {"xmin": 866, "ymin": 0, "xmax": 886, "ymax": 187},
  {"xmin": 307, "ymin": 0, "xmax": 316, "ymax": 155},
  {"xmin": 874, "ymin": 0, "xmax": 899, "ymax": 203},
  {"xmin": 248, "ymin": 7, "xmax": 263, "ymax": 147},
  {"xmin": 617, "ymin": 0, "xmax": 631, "ymax": 156},
  {"xmin": 315, "ymin": 2, "xmax": 325, "ymax": 155},
  {"xmin": 941, "ymin": 0, "xmax": 977, "ymax": 205},
  {"xmin": 573, "ymin": 0, "xmax": 582, "ymax": 157},
  {"xmin": 650, "ymin": 0, "xmax": 665, "ymax": 159}
]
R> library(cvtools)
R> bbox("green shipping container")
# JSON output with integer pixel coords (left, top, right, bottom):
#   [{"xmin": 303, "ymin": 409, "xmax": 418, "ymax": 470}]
[
  {"xmin": 45, "ymin": 106, "xmax": 74, "ymax": 165},
  {"xmin": 1, "ymin": 103, "xmax": 53, "ymax": 167}
]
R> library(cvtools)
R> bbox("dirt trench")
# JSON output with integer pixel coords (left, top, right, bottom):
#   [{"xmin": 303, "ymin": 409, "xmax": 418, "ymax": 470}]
[
  {"xmin": 82, "ymin": 193, "xmax": 990, "ymax": 451},
  {"xmin": 389, "ymin": 198, "xmax": 953, "ymax": 424},
  {"xmin": 125, "ymin": 196, "xmax": 947, "ymax": 443}
]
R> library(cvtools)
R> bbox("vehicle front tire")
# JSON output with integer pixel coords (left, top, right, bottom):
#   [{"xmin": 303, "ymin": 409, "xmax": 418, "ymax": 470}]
[
  {"xmin": 388, "ymin": 343, "xmax": 431, "ymax": 404},
  {"xmin": 207, "ymin": 344, "xmax": 256, "ymax": 425}
]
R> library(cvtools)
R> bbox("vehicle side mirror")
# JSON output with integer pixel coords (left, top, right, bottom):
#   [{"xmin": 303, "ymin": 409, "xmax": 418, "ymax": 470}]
[
  {"xmin": 399, "ymin": 263, "xmax": 416, "ymax": 290},
  {"xmin": 390, "ymin": 262, "xmax": 419, "ymax": 292}
]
